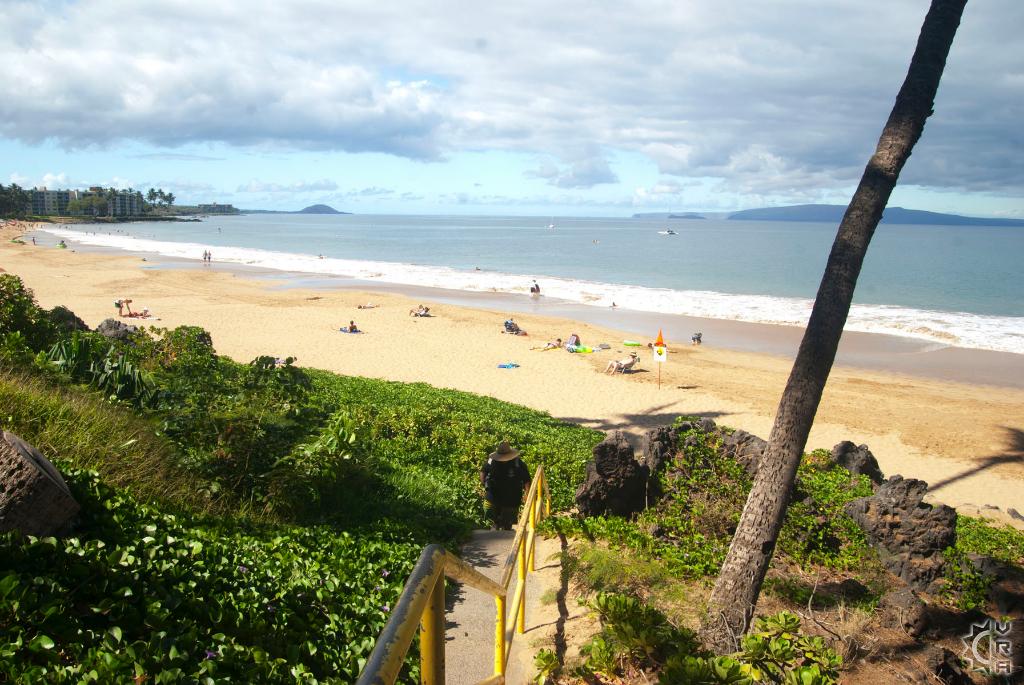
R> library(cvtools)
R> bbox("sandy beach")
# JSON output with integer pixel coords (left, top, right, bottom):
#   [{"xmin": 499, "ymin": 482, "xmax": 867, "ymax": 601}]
[{"xmin": 2, "ymin": 224, "xmax": 1023, "ymax": 527}]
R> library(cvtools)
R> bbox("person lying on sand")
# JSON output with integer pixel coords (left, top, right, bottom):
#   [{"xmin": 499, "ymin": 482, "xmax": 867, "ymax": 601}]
[
  {"xmin": 531, "ymin": 338, "xmax": 562, "ymax": 351},
  {"xmin": 357, "ymin": 303, "xmax": 378, "ymax": 309},
  {"xmin": 409, "ymin": 305, "xmax": 431, "ymax": 317}
]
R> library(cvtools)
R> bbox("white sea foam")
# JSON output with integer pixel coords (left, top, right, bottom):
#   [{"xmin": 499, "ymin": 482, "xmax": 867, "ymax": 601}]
[{"xmin": 44, "ymin": 227, "xmax": 1024, "ymax": 355}]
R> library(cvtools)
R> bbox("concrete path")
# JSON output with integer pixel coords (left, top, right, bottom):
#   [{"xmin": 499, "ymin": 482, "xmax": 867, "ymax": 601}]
[{"xmin": 445, "ymin": 529, "xmax": 560, "ymax": 684}]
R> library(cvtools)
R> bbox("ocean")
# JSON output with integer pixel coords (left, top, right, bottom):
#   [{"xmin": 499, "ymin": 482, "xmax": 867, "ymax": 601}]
[{"xmin": 43, "ymin": 214, "xmax": 1024, "ymax": 355}]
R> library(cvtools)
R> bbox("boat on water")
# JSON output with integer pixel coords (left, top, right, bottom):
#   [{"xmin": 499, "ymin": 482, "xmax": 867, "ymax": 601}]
[{"xmin": 658, "ymin": 229, "xmax": 678, "ymax": 235}]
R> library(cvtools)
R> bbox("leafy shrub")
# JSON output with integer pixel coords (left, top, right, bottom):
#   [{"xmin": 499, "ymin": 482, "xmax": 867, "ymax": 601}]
[
  {"xmin": 941, "ymin": 515, "xmax": 1024, "ymax": 610},
  {"xmin": 576, "ymin": 594, "xmax": 840, "ymax": 685},
  {"xmin": 778, "ymin": 450, "xmax": 874, "ymax": 570},
  {"xmin": 549, "ymin": 428, "xmax": 876, "ymax": 579},
  {"xmin": 0, "ymin": 274, "xmax": 56, "ymax": 350},
  {"xmin": 46, "ymin": 332, "xmax": 157, "ymax": 409},
  {"xmin": 0, "ymin": 468, "xmax": 421, "ymax": 684}
]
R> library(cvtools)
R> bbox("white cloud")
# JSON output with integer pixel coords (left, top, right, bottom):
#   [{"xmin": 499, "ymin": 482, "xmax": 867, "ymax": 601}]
[
  {"xmin": 237, "ymin": 179, "xmax": 339, "ymax": 193},
  {"xmin": 0, "ymin": 0, "xmax": 1021, "ymax": 202}
]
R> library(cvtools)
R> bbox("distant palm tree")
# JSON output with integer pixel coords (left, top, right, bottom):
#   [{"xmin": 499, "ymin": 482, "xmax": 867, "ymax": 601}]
[{"xmin": 700, "ymin": 0, "xmax": 968, "ymax": 654}]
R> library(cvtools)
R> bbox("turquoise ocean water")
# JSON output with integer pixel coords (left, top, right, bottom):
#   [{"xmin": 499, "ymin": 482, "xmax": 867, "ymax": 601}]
[{"xmin": 44, "ymin": 214, "xmax": 1024, "ymax": 355}]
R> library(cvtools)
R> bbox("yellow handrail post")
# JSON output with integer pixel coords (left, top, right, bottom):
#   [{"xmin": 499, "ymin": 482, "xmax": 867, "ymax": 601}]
[
  {"xmin": 516, "ymin": 538, "xmax": 527, "ymax": 634},
  {"xmin": 419, "ymin": 573, "xmax": 446, "ymax": 685},
  {"xmin": 494, "ymin": 595, "xmax": 506, "ymax": 677},
  {"xmin": 543, "ymin": 470, "xmax": 551, "ymax": 516},
  {"xmin": 527, "ymin": 491, "xmax": 538, "ymax": 573}
]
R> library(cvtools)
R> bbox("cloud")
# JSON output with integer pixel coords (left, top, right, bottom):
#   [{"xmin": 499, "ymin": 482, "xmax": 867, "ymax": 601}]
[
  {"xmin": 347, "ymin": 186, "xmax": 394, "ymax": 197},
  {"xmin": 41, "ymin": 172, "xmax": 70, "ymax": 188},
  {"xmin": 0, "ymin": 0, "xmax": 1021, "ymax": 202},
  {"xmin": 237, "ymin": 179, "xmax": 338, "ymax": 193},
  {"xmin": 527, "ymin": 151, "xmax": 618, "ymax": 189},
  {"xmin": 133, "ymin": 153, "xmax": 224, "ymax": 161}
]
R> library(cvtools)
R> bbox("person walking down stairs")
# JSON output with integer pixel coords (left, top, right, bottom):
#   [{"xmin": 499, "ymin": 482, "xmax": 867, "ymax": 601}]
[{"xmin": 481, "ymin": 441, "xmax": 531, "ymax": 530}]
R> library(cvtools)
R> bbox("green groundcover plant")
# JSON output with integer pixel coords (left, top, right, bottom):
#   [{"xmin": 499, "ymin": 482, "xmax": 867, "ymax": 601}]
[
  {"xmin": 0, "ymin": 467, "xmax": 420, "ymax": 684},
  {"xmin": 541, "ymin": 424, "xmax": 876, "ymax": 580},
  {"xmin": 0, "ymin": 275, "xmax": 603, "ymax": 682}
]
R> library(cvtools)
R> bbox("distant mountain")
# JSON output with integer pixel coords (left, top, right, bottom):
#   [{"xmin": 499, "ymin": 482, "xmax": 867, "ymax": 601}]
[
  {"xmin": 241, "ymin": 205, "xmax": 351, "ymax": 215},
  {"xmin": 298, "ymin": 204, "xmax": 344, "ymax": 214},
  {"xmin": 727, "ymin": 204, "xmax": 1024, "ymax": 227},
  {"xmin": 632, "ymin": 212, "xmax": 707, "ymax": 219}
]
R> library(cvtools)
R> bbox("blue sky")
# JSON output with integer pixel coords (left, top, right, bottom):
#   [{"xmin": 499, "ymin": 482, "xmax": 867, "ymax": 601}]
[{"xmin": 2, "ymin": 0, "xmax": 1021, "ymax": 217}]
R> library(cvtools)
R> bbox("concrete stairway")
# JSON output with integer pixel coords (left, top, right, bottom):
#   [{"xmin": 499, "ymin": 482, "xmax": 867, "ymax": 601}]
[{"xmin": 445, "ymin": 529, "xmax": 560, "ymax": 684}]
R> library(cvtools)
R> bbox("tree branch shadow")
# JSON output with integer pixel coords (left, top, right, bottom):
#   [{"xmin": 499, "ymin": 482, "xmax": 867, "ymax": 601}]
[{"xmin": 927, "ymin": 426, "xmax": 1024, "ymax": 494}]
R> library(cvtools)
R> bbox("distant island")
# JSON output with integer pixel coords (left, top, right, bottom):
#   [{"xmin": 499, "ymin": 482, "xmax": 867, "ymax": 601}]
[
  {"xmin": 632, "ymin": 212, "xmax": 707, "ymax": 219},
  {"xmin": 727, "ymin": 204, "xmax": 1024, "ymax": 227},
  {"xmin": 242, "ymin": 204, "xmax": 350, "ymax": 215}
]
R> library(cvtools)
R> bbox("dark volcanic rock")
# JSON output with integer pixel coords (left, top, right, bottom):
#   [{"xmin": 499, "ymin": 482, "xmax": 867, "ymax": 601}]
[
  {"xmin": 718, "ymin": 429, "xmax": 767, "ymax": 478},
  {"xmin": 921, "ymin": 646, "xmax": 974, "ymax": 685},
  {"xmin": 96, "ymin": 318, "xmax": 138, "ymax": 342},
  {"xmin": 575, "ymin": 432, "xmax": 649, "ymax": 518},
  {"xmin": 641, "ymin": 426, "xmax": 677, "ymax": 505},
  {"xmin": 879, "ymin": 586, "xmax": 929, "ymax": 637},
  {"xmin": 0, "ymin": 432, "xmax": 80, "ymax": 537},
  {"xmin": 844, "ymin": 476, "xmax": 957, "ymax": 592},
  {"xmin": 47, "ymin": 305, "xmax": 90, "ymax": 334},
  {"xmin": 830, "ymin": 441, "xmax": 884, "ymax": 485}
]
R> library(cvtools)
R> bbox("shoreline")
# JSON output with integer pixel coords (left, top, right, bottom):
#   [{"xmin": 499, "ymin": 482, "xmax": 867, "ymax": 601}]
[
  {"xmin": 23, "ymin": 224, "xmax": 1024, "ymax": 390},
  {"xmin": 3, "ymin": 226, "xmax": 1024, "ymax": 528}
]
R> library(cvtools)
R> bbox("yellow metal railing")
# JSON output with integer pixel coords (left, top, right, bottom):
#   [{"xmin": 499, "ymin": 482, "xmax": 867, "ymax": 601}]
[{"xmin": 356, "ymin": 465, "xmax": 552, "ymax": 685}]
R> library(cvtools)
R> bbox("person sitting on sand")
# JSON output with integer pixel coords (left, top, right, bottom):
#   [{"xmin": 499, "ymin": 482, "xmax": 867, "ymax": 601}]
[
  {"xmin": 605, "ymin": 352, "xmax": 640, "ymax": 374},
  {"xmin": 503, "ymin": 318, "xmax": 526, "ymax": 336},
  {"xmin": 409, "ymin": 305, "xmax": 430, "ymax": 317},
  {"xmin": 340, "ymin": 320, "xmax": 360, "ymax": 333},
  {"xmin": 564, "ymin": 333, "xmax": 581, "ymax": 349},
  {"xmin": 357, "ymin": 303, "xmax": 378, "ymax": 309},
  {"xmin": 115, "ymin": 298, "xmax": 135, "ymax": 317},
  {"xmin": 691, "ymin": 332, "xmax": 703, "ymax": 345}
]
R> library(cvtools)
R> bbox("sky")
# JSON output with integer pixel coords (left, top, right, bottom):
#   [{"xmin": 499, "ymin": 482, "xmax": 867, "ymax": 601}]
[{"xmin": 1, "ymin": 0, "xmax": 1021, "ymax": 217}]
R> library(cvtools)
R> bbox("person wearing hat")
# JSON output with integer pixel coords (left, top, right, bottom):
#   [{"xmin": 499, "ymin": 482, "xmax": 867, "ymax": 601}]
[{"xmin": 481, "ymin": 441, "xmax": 532, "ymax": 530}]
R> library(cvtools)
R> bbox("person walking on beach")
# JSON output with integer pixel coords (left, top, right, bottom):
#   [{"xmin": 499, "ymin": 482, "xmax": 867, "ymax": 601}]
[
  {"xmin": 530, "ymin": 280, "xmax": 541, "ymax": 296},
  {"xmin": 481, "ymin": 441, "xmax": 531, "ymax": 530}
]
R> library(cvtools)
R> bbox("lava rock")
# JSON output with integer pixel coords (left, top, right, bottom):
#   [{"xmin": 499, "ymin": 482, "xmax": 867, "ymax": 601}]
[
  {"xmin": 718, "ymin": 429, "xmax": 767, "ymax": 478},
  {"xmin": 47, "ymin": 305, "xmax": 90, "ymax": 334},
  {"xmin": 0, "ymin": 432, "xmax": 79, "ymax": 537},
  {"xmin": 640, "ymin": 426, "xmax": 678, "ymax": 505},
  {"xmin": 844, "ymin": 476, "xmax": 957, "ymax": 592},
  {"xmin": 95, "ymin": 318, "xmax": 139, "ymax": 342},
  {"xmin": 879, "ymin": 586, "xmax": 929, "ymax": 637},
  {"xmin": 831, "ymin": 441, "xmax": 885, "ymax": 485},
  {"xmin": 575, "ymin": 431, "xmax": 649, "ymax": 518}
]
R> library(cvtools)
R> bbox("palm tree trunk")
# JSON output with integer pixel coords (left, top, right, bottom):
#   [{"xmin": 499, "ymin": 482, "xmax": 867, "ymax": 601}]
[{"xmin": 700, "ymin": 0, "xmax": 968, "ymax": 653}]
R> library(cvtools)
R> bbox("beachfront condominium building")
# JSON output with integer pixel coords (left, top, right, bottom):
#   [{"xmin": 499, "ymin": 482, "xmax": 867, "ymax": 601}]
[
  {"xmin": 197, "ymin": 203, "xmax": 239, "ymax": 214},
  {"xmin": 30, "ymin": 188, "xmax": 77, "ymax": 216},
  {"xmin": 29, "ymin": 187, "xmax": 145, "ymax": 216}
]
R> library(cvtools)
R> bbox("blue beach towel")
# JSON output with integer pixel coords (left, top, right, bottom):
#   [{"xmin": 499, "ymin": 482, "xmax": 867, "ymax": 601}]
[{"xmin": 497, "ymin": 362, "xmax": 520, "ymax": 369}]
